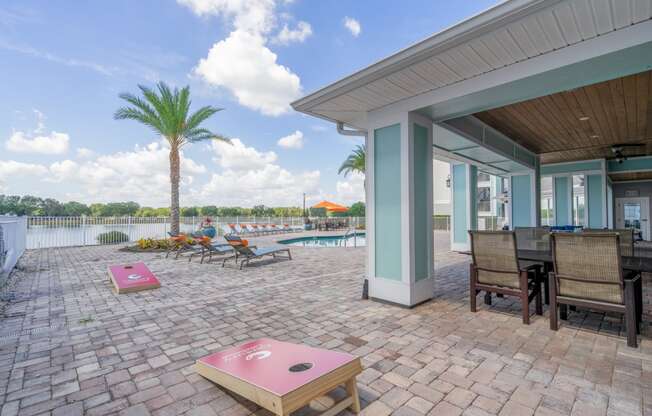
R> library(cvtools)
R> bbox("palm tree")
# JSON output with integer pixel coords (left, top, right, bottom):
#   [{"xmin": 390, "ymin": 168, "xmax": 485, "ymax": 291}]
[
  {"xmin": 115, "ymin": 82, "xmax": 229, "ymax": 235},
  {"xmin": 338, "ymin": 144, "xmax": 366, "ymax": 177}
]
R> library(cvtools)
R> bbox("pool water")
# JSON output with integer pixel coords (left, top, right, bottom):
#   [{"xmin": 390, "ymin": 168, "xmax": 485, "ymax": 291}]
[{"xmin": 279, "ymin": 233, "xmax": 366, "ymax": 247}]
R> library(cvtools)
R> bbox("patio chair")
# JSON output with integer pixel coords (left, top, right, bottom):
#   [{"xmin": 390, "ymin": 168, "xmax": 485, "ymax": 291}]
[
  {"xmin": 584, "ymin": 228, "xmax": 634, "ymax": 256},
  {"xmin": 515, "ymin": 226, "xmax": 551, "ymax": 304},
  {"xmin": 221, "ymin": 224, "xmax": 235, "ymax": 236},
  {"xmin": 549, "ymin": 232, "xmax": 641, "ymax": 348},
  {"xmin": 188, "ymin": 239, "xmax": 234, "ymax": 264},
  {"xmin": 469, "ymin": 231, "xmax": 543, "ymax": 324},
  {"xmin": 222, "ymin": 235, "xmax": 292, "ymax": 269},
  {"xmin": 165, "ymin": 233, "xmax": 193, "ymax": 259}
]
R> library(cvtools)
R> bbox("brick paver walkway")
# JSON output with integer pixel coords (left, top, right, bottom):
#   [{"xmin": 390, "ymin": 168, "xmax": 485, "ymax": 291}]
[{"xmin": 0, "ymin": 231, "xmax": 651, "ymax": 415}]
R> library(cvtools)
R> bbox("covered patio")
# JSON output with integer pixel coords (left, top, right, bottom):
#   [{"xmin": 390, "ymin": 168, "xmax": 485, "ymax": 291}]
[{"xmin": 292, "ymin": 0, "xmax": 652, "ymax": 310}]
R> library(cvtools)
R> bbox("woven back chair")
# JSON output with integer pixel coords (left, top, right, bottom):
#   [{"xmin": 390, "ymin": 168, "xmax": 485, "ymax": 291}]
[
  {"xmin": 470, "ymin": 231, "xmax": 520, "ymax": 289},
  {"xmin": 550, "ymin": 232, "xmax": 640, "ymax": 347},
  {"xmin": 468, "ymin": 231, "xmax": 542, "ymax": 324},
  {"xmin": 584, "ymin": 228, "xmax": 634, "ymax": 256}
]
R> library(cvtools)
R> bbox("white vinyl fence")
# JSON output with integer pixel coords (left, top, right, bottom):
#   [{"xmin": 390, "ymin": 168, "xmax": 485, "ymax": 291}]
[
  {"xmin": 1, "ymin": 216, "xmax": 27, "ymax": 284},
  {"xmin": 26, "ymin": 216, "xmax": 366, "ymax": 249}
]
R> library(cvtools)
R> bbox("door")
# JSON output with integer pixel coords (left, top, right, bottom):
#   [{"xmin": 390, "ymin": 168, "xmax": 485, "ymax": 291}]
[{"xmin": 616, "ymin": 197, "xmax": 650, "ymax": 240}]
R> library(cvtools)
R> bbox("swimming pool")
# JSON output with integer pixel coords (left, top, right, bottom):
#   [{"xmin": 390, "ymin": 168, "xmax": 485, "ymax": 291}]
[{"xmin": 278, "ymin": 233, "xmax": 366, "ymax": 247}]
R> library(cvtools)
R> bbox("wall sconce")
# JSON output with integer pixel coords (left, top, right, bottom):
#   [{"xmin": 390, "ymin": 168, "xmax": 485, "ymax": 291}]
[{"xmin": 445, "ymin": 175, "xmax": 451, "ymax": 188}]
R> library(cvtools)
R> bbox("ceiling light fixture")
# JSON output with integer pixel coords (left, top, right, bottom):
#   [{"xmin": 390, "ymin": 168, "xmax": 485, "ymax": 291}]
[{"xmin": 579, "ymin": 116, "xmax": 590, "ymax": 121}]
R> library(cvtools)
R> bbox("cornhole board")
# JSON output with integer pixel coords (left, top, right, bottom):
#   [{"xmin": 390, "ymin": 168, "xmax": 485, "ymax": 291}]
[
  {"xmin": 108, "ymin": 262, "xmax": 160, "ymax": 294},
  {"xmin": 195, "ymin": 338, "xmax": 362, "ymax": 416}
]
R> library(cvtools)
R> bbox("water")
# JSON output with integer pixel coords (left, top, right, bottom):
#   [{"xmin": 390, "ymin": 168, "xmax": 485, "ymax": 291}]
[{"xmin": 279, "ymin": 233, "xmax": 366, "ymax": 247}]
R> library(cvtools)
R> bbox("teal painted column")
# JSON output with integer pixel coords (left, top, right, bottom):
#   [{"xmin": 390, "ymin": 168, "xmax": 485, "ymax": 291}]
[
  {"xmin": 587, "ymin": 174, "xmax": 604, "ymax": 228},
  {"xmin": 367, "ymin": 111, "xmax": 434, "ymax": 307},
  {"xmin": 450, "ymin": 163, "xmax": 477, "ymax": 251},
  {"xmin": 511, "ymin": 173, "xmax": 535, "ymax": 227},
  {"xmin": 554, "ymin": 176, "xmax": 570, "ymax": 226}
]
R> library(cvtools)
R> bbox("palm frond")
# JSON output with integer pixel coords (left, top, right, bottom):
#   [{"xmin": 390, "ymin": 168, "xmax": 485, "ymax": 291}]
[
  {"xmin": 185, "ymin": 128, "xmax": 230, "ymax": 144},
  {"xmin": 338, "ymin": 144, "xmax": 366, "ymax": 176},
  {"xmin": 186, "ymin": 106, "xmax": 222, "ymax": 131}
]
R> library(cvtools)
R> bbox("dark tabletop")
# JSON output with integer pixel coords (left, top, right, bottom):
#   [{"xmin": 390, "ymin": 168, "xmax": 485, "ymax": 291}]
[{"xmin": 517, "ymin": 245, "xmax": 652, "ymax": 273}]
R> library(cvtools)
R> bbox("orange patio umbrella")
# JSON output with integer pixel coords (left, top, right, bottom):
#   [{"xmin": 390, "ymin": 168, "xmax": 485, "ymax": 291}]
[{"xmin": 311, "ymin": 200, "xmax": 349, "ymax": 213}]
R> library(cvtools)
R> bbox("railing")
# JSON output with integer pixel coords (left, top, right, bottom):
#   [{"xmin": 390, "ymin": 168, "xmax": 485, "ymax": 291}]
[
  {"xmin": 25, "ymin": 216, "xmax": 366, "ymax": 249},
  {"xmin": 433, "ymin": 216, "xmax": 450, "ymax": 231},
  {"xmin": 1, "ymin": 216, "xmax": 27, "ymax": 285}
]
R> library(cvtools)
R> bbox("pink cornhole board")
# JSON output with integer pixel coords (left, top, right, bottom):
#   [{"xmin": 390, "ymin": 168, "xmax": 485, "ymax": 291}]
[
  {"xmin": 195, "ymin": 338, "xmax": 362, "ymax": 415},
  {"xmin": 108, "ymin": 262, "xmax": 160, "ymax": 294}
]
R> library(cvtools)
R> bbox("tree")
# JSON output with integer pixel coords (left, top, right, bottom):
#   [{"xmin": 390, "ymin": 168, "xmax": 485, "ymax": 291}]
[
  {"xmin": 63, "ymin": 201, "xmax": 90, "ymax": 216},
  {"xmin": 200, "ymin": 205, "xmax": 218, "ymax": 216},
  {"xmin": 348, "ymin": 202, "xmax": 365, "ymax": 217},
  {"xmin": 181, "ymin": 207, "xmax": 199, "ymax": 217},
  {"xmin": 115, "ymin": 82, "xmax": 229, "ymax": 235},
  {"xmin": 338, "ymin": 144, "xmax": 366, "ymax": 177}
]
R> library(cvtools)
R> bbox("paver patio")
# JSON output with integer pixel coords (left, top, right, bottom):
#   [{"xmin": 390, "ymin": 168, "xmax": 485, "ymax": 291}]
[{"xmin": 0, "ymin": 231, "xmax": 651, "ymax": 416}]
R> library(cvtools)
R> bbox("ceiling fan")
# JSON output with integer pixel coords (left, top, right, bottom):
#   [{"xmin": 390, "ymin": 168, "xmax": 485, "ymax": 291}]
[{"xmin": 610, "ymin": 143, "xmax": 646, "ymax": 164}]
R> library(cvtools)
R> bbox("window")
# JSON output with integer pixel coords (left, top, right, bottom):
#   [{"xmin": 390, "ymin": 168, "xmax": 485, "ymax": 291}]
[
  {"xmin": 477, "ymin": 187, "xmax": 491, "ymax": 213},
  {"xmin": 572, "ymin": 175, "xmax": 585, "ymax": 226},
  {"xmin": 541, "ymin": 177, "xmax": 554, "ymax": 226}
]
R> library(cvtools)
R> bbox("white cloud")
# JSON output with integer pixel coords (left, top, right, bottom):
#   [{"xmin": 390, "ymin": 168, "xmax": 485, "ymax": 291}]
[
  {"xmin": 76, "ymin": 147, "xmax": 96, "ymax": 159},
  {"xmin": 0, "ymin": 160, "xmax": 48, "ymax": 177},
  {"xmin": 177, "ymin": 0, "xmax": 277, "ymax": 34},
  {"xmin": 194, "ymin": 30, "xmax": 302, "ymax": 116},
  {"xmin": 343, "ymin": 16, "xmax": 361, "ymax": 37},
  {"xmin": 188, "ymin": 137, "xmax": 320, "ymax": 206},
  {"xmin": 47, "ymin": 142, "xmax": 206, "ymax": 205},
  {"xmin": 277, "ymin": 130, "xmax": 304, "ymax": 149},
  {"xmin": 335, "ymin": 171, "xmax": 365, "ymax": 205},
  {"xmin": 211, "ymin": 138, "xmax": 277, "ymax": 170},
  {"xmin": 6, "ymin": 131, "xmax": 70, "ymax": 155},
  {"xmin": 274, "ymin": 21, "xmax": 312, "ymax": 45}
]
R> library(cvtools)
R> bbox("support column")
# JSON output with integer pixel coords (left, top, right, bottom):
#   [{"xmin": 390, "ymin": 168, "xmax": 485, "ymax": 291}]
[
  {"xmin": 510, "ymin": 170, "xmax": 537, "ymax": 227},
  {"xmin": 366, "ymin": 111, "xmax": 434, "ymax": 307},
  {"xmin": 450, "ymin": 163, "xmax": 477, "ymax": 251}
]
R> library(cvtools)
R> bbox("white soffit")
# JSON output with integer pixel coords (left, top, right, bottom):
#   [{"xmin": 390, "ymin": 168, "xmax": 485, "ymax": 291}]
[{"xmin": 292, "ymin": 0, "xmax": 652, "ymax": 126}]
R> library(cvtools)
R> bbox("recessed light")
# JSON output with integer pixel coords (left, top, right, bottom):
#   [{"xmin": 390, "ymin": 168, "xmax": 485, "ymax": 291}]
[
  {"xmin": 590, "ymin": 135, "xmax": 599, "ymax": 139},
  {"xmin": 579, "ymin": 116, "xmax": 590, "ymax": 121}
]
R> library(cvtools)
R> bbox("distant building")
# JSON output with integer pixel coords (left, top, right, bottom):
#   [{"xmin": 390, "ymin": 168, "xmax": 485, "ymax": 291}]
[{"xmin": 434, "ymin": 160, "xmax": 451, "ymax": 215}]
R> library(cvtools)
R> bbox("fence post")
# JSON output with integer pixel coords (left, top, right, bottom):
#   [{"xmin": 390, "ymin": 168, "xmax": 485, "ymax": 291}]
[{"xmin": 82, "ymin": 215, "xmax": 87, "ymax": 246}]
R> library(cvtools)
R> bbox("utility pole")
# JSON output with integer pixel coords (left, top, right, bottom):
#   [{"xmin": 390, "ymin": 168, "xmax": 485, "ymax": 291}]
[{"xmin": 302, "ymin": 193, "xmax": 306, "ymax": 217}]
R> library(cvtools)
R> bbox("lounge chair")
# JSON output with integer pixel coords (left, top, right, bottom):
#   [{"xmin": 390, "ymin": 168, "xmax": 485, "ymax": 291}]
[
  {"xmin": 469, "ymin": 230, "xmax": 543, "ymax": 324},
  {"xmin": 222, "ymin": 235, "xmax": 292, "ymax": 269},
  {"xmin": 165, "ymin": 233, "xmax": 194, "ymax": 259},
  {"xmin": 188, "ymin": 239, "xmax": 234, "ymax": 264},
  {"xmin": 244, "ymin": 224, "xmax": 260, "ymax": 235},
  {"xmin": 221, "ymin": 224, "xmax": 235, "ymax": 236},
  {"xmin": 549, "ymin": 232, "xmax": 641, "ymax": 348}
]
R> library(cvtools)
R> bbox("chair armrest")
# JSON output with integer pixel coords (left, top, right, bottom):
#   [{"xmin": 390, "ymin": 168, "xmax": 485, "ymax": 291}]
[{"xmin": 624, "ymin": 272, "xmax": 640, "ymax": 283}]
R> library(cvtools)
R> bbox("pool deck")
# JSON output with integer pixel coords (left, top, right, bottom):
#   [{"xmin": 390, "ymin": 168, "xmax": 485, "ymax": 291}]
[{"xmin": 0, "ymin": 231, "xmax": 651, "ymax": 416}]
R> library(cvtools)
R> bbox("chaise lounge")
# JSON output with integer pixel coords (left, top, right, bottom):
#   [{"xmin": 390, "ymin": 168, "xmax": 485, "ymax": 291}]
[{"xmin": 222, "ymin": 235, "xmax": 292, "ymax": 269}]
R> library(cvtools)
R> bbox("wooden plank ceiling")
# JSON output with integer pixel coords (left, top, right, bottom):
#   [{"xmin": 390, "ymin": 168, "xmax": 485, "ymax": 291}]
[
  {"xmin": 474, "ymin": 70, "xmax": 652, "ymax": 164},
  {"xmin": 610, "ymin": 171, "xmax": 652, "ymax": 182}
]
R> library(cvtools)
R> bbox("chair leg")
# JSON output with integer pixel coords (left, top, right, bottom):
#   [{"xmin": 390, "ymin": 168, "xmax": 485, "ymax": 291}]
[
  {"xmin": 635, "ymin": 276, "xmax": 643, "ymax": 333},
  {"xmin": 520, "ymin": 271, "xmax": 530, "ymax": 325},
  {"xmin": 469, "ymin": 264, "xmax": 477, "ymax": 313},
  {"xmin": 625, "ymin": 279, "xmax": 638, "ymax": 348},
  {"xmin": 549, "ymin": 272, "xmax": 558, "ymax": 330},
  {"xmin": 560, "ymin": 304, "xmax": 568, "ymax": 321},
  {"xmin": 543, "ymin": 263, "xmax": 551, "ymax": 305},
  {"xmin": 535, "ymin": 274, "xmax": 543, "ymax": 316},
  {"xmin": 484, "ymin": 292, "xmax": 492, "ymax": 305}
]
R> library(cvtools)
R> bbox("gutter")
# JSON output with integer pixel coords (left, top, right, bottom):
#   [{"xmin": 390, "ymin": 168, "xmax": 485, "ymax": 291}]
[{"xmin": 337, "ymin": 122, "xmax": 367, "ymax": 137}]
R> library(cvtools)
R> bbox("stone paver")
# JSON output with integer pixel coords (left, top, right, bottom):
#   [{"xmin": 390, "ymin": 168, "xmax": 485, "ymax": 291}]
[{"xmin": 0, "ymin": 230, "xmax": 650, "ymax": 415}]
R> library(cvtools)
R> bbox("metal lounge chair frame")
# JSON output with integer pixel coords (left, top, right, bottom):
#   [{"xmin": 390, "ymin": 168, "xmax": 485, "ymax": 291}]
[{"xmin": 222, "ymin": 235, "xmax": 292, "ymax": 269}]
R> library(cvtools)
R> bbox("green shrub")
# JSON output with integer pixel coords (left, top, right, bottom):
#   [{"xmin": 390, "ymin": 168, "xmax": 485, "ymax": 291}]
[{"xmin": 96, "ymin": 231, "xmax": 129, "ymax": 244}]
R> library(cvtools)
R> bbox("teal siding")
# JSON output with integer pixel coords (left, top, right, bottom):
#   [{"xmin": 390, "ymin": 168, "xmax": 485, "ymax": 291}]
[
  {"xmin": 541, "ymin": 161, "xmax": 602, "ymax": 175},
  {"xmin": 554, "ymin": 177, "xmax": 569, "ymax": 226},
  {"xmin": 607, "ymin": 157, "xmax": 652, "ymax": 172},
  {"xmin": 512, "ymin": 174, "xmax": 532, "ymax": 227},
  {"xmin": 374, "ymin": 124, "xmax": 402, "ymax": 281},
  {"xmin": 452, "ymin": 164, "xmax": 468, "ymax": 244},
  {"xmin": 413, "ymin": 124, "xmax": 429, "ymax": 281},
  {"xmin": 587, "ymin": 174, "xmax": 603, "ymax": 228}
]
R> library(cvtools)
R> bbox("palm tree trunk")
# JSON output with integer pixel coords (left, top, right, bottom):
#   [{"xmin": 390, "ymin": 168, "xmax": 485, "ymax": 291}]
[{"xmin": 169, "ymin": 143, "xmax": 181, "ymax": 236}]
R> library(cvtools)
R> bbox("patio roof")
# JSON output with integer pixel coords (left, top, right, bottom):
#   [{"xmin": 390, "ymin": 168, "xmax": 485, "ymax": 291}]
[{"xmin": 292, "ymin": 0, "xmax": 652, "ymax": 129}]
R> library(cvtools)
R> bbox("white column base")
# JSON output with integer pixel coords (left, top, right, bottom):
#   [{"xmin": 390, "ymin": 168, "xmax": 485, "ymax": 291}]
[{"xmin": 369, "ymin": 276, "xmax": 434, "ymax": 307}]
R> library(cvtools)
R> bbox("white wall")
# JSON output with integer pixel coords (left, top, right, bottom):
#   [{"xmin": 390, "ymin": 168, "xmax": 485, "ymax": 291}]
[{"xmin": 434, "ymin": 160, "xmax": 451, "ymax": 215}]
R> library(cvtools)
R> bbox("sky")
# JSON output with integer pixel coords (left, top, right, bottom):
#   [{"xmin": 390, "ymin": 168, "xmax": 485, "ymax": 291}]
[{"xmin": 0, "ymin": 0, "xmax": 499, "ymax": 208}]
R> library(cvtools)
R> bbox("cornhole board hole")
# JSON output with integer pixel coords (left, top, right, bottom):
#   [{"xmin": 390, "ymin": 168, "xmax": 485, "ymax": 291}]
[
  {"xmin": 108, "ymin": 262, "xmax": 160, "ymax": 294},
  {"xmin": 195, "ymin": 338, "xmax": 362, "ymax": 416}
]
